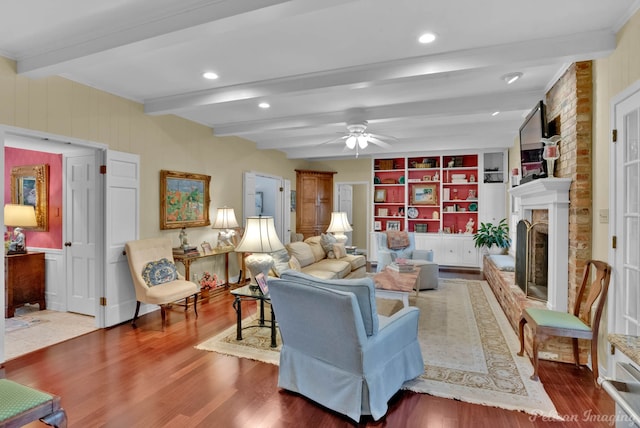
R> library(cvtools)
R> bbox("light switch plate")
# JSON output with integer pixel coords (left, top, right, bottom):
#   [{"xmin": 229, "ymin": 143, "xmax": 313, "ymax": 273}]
[{"xmin": 599, "ymin": 209, "xmax": 609, "ymax": 224}]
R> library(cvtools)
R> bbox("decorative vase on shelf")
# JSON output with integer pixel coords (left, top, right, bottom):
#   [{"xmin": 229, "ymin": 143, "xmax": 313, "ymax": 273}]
[{"xmin": 542, "ymin": 135, "xmax": 561, "ymax": 177}]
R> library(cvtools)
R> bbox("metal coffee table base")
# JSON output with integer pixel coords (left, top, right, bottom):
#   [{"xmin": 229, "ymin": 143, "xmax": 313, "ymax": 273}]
[{"xmin": 232, "ymin": 293, "xmax": 277, "ymax": 348}]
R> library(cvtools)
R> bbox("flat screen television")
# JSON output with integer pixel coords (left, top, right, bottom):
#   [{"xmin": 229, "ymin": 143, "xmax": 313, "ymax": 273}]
[{"xmin": 519, "ymin": 100, "xmax": 549, "ymax": 184}]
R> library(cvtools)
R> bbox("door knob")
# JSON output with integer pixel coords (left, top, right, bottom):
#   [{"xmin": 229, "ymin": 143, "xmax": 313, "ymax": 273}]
[{"xmin": 64, "ymin": 241, "xmax": 72, "ymax": 247}]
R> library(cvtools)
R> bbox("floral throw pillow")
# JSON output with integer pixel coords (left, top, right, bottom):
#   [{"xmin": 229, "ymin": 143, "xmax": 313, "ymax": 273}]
[{"xmin": 142, "ymin": 258, "xmax": 178, "ymax": 286}]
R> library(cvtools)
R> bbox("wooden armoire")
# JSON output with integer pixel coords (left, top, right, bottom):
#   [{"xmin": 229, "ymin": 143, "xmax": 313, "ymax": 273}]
[{"xmin": 295, "ymin": 169, "xmax": 336, "ymax": 239}]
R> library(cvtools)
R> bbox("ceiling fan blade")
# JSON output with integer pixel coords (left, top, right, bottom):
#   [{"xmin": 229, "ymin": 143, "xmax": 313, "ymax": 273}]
[
  {"xmin": 319, "ymin": 135, "xmax": 348, "ymax": 145},
  {"xmin": 369, "ymin": 132, "xmax": 398, "ymax": 143},
  {"xmin": 368, "ymin": 136, "xmax": 392, "ymax": 148}
]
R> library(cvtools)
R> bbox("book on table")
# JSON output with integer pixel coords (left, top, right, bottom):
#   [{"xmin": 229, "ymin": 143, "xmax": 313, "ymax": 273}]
[
  {"xmin": 173, "ymin": 246, "xmax": 199, "ymax": 255},
  {"xmin": 388, "ymin": 262, "xmax": 414, "ymax": 273}
]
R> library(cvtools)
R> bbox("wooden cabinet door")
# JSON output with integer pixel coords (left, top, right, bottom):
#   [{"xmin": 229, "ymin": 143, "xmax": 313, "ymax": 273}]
[{"xmin": 296, "ymin": 170, "xmax": 335, "ymax": 239}]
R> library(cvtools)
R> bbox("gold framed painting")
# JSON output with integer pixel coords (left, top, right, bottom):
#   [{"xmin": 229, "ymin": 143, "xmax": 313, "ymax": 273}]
[
  {"xmin": 10, "ymin": 164, "xmax": 49, "ymax": 231},
  {"xmin": 411, "ymin": 184, "xmax": 438, "ymax": 205},
  {"xmin": 160, "ymin": 170, "xmax": 211, "ymax": 230}
]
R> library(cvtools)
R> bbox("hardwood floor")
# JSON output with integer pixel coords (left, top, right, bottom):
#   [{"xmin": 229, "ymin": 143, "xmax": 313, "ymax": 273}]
[{"xmin": 1, "ymin": 270, "xmax": 614, "ymax": 427}]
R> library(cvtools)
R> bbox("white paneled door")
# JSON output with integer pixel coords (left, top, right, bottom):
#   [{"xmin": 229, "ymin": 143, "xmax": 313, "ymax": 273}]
[
  {"xmin": 65, "ymin": 151, "xmax": 98, "ymax": 315},
  {"xmin": 103, "ymin": 150, "xmax": 140, "ymax": 327},
  {"xmin": 613, "ymin": 84, "xmax": 640, "ymax": 335}
]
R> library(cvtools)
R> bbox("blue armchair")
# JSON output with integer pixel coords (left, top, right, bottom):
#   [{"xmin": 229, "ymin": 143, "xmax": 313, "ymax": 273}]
[
  {"xmin": 374, "ymin": 231, "xmax": 416, "ymax": 272},
  {"xmin": 269, "ymin": 271, "xmax": 424, "ymax": 422}
]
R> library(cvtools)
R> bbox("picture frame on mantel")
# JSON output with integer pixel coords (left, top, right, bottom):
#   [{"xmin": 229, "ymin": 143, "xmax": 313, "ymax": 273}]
[
  {"xmin": 160, "ymin": 170, "xmax": 211, "ymax": 230},
  {"xmin": 10, "ymin": 164, "xmax": 49, "ymax": 231}
]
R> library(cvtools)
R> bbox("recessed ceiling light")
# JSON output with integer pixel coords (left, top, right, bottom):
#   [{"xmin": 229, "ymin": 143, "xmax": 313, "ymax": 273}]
[
  {"xmin": 492, "ymin": 111, "xmax": 500, "ymax": 116},
  {"xmin": 501, "ymin": 72, "xmax": 523, "ymax": 85},
  {"xmin": 258, "ymin": 102, "xmax": 270, "ymax": 109},
  {"xmin": 202, "ymin": 71, "xmax": 219, "ymax": 80},
  {"xmin": 418, "ymin": 32, "xmax": 437, "ymax": 44}
]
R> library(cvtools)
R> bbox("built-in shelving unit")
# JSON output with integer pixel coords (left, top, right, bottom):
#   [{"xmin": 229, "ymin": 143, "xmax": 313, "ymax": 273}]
[{"xmin": 373, "ymin": 154, "xmax": 480, "ymax": 234}]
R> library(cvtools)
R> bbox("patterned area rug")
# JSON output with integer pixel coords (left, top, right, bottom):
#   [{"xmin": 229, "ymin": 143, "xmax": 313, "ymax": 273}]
[
  {"xmin": 4, "ymin": 306, "xmax": 97, "ymax": 361},
  {"xmin": 195, "ymin": 279, "xmax": 561, "ymax": 419}
]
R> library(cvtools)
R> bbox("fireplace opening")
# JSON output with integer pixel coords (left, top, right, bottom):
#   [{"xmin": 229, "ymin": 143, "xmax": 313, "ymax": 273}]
[{"xmin": 515, "ymin": 218, "xmax": 549, "ymax": 302}]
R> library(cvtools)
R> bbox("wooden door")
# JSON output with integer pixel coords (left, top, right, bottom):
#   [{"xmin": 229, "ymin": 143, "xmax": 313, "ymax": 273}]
[{"xmin": 296, "ymin": 170, "xmax": 335, "ymax": 239}]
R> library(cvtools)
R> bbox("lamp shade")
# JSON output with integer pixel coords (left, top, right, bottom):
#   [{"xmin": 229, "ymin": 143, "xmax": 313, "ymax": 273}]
[
  {"xmin": 326, "ymin": 212, "xmax": 353, "ymax": 233},
  {"xmin": 4, "ymin": 204, "xmax": 37, "ymax": 227},
  {"xmin": 235, "ymin": 216, "xmax": 284, "ymax": 253},
  {"xmin": 212, "ymin": 206, "xmax": 239, "ymax": 229}
]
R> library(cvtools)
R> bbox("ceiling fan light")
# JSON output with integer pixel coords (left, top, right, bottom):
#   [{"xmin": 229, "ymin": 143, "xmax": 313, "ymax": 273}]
[
  {"xmin": 346, "ymin": 136, "xmax": 357, "ymax": 149},
  {"xmin": 357, "ymin": 135, "xmax": 368, "ymax": 149}
]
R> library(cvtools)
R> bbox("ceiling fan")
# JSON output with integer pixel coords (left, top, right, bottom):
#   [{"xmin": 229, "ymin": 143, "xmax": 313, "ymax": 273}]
[{"xmin": 325, "ymin": 119, "xmax": 397, "ymax": 158}]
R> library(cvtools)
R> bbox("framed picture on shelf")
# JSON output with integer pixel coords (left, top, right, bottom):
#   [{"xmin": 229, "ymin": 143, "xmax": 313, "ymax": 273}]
[
  {"xmin": 374, "ymin": 189, "xmax": 387, "ymax": 203},
  {"xmin": 378, "ymin": 208, "xmax": 389, "ymax": 216},
  {"xmin": 374, "ymin": 220, "xmax": 382, "ymax": 231},
  {"xmin": 255, "ymin": 272, "xmax": 269, "ymax": 295},
  {"xmin": 160, "ymin": 170, "xmax": 211, "ymax": 230},
  {"xmin": 201, "ymin": 241, "xmax": 212, "ymax": 254},
  {"xmin": 386, "ymin": 220, "xmax": 401, "ymax": 231},
  {"xmin": 411, "ymin": 184, "xmax": 438, "ymax": 205}
]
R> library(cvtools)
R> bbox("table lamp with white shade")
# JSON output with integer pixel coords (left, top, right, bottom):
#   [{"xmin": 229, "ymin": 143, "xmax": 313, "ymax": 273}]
[
  {"xmin": 212, "ymin": 206, "xmax": 239, "ymax": 247},
  {"xmin": 4, "ymin": 204, "xmax": 37, "ymax": 254},
  {"xmin": 234, "ymin": 216, "xmax": 284, "ymax": 289},
  {"xmin": 326, "ymin": 211, "xmax": 353, "ymax": 243}
]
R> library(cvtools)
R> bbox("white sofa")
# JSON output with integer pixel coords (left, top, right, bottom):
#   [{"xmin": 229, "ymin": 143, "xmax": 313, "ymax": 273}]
[{"xmin": 272, "ymin": 235, "xmax": 366, "ymax": 280}]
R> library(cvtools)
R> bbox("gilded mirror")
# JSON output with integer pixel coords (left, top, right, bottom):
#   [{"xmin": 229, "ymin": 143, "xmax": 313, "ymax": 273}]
[{"xmin": 10, "ymin": 164, "xmax": 49, "ymax": 231}]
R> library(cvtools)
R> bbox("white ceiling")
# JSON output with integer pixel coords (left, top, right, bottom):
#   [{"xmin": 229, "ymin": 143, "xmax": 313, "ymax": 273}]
[{"xmin": 1, "ymin": 0, "xmax": 638, "ymax": 160}]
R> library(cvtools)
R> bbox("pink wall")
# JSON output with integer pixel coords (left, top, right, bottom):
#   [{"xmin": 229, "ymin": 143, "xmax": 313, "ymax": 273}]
[{"xmin": 4, "ymin": 147, "xmax": 63, "ymax": 249}]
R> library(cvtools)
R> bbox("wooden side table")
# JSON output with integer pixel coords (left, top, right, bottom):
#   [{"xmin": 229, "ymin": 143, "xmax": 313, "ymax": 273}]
[
  {"xmin": 5, "ymin": 252, "xmax": 46, "ymax": 318},
  {"xmin": 173, "ymin": 246, "xmax": 235, "ymax": 298}
]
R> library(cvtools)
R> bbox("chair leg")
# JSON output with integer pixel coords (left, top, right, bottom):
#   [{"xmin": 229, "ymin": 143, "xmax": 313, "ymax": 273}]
[
  {"xmin": 193, "ymin": 293, "xmax": 198, "ymax": 318},
  {"xmin": 572, "ymin": 337, "xmax": 581, "ymax": 368},
  {"xmin": 41, "ymin": 408, "xmax": 68, "ymax": 428},
  {"xmin": 517, "ymin": 317, "xmax": 527, "ymax": 357},
  {"xmin": 132, "ymin": 301, "xmax": 141, "ymax": 327},
  {"xmin": 160, "ymin": 305, "xmax": 167, "ymax": 329},
  {"xmin": 591, "ymin": 338, "xmax": 600, "ymax": 388},
  {"xmin": 530, "ymin": 333, "xmax": 542, "ymax": 381}
]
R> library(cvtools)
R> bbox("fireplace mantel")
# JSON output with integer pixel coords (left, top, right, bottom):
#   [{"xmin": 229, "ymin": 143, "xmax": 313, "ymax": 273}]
[{"xmin": 509, "ymin": 178, "xmax": 571, "ymax": 311}]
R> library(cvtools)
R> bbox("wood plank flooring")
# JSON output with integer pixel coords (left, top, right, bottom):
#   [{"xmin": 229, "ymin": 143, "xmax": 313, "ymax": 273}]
[{"xmin": 2, "ymin": 270, "xmax": 614, "ymax": 427}]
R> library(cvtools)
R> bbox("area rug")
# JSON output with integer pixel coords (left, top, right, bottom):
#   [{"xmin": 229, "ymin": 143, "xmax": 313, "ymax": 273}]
[
  {"xmin": 195, "ymin": 278, "xmax": 561, "ymax": 419},
  {"xmin": 4, "ymin": 306, "xmax": 97, "ymax": 361}
]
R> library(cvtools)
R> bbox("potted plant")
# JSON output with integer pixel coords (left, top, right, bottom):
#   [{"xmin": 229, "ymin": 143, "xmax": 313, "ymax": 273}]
[{"xmin": 473, "ymin": 218, "xmax": 511, "ymax": 254}]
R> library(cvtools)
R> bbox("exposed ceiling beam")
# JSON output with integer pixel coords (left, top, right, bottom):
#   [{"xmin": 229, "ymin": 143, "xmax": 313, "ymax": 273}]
[
  {"xmin": 212, "ymin": 89, "xmax": 542, "ymax": 136},
  {"xmin": 145, "ymin": 30, "xmax": 615, "ymax": 115},
  {"xmin": 17, "ymin": 0, "xmax": 355, "ymax": 78}
]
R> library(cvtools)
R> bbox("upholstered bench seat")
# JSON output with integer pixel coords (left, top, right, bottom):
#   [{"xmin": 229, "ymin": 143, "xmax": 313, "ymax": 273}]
[{"xmin": 0, "ymin": 379, "xmax": 67, "ymax": 427}]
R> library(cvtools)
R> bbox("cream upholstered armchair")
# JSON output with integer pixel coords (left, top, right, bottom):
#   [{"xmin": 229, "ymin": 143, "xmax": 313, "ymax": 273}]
[{"xmin": 125, "ymin": 238, "xmax": 199, "ymax": 328}]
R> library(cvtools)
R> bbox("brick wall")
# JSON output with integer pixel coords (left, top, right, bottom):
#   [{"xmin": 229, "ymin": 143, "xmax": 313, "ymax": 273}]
[
  {"xmin": 546, "ymin": 61, "xmax": 593, "ymax": 315},
  {"xmin": 486, "ymin": 62, "xmax": 594, "ymax": 364}
]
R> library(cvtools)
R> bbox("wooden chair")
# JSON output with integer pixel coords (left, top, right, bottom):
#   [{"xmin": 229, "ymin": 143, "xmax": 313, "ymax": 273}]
[
  {"xmin": 518, "ymin": 259, "xmax": 612, "ymax": 387},
  {"xmin": 0, "ymin": 379, "xmax": 67, "ymax": 427}
]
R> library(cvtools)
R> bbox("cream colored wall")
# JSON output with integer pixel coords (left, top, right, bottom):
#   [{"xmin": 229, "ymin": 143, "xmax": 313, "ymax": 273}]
[
  {"xmin": 0, "ymin": 55, "xmax": 312, "ymax": 276},
  {"xmin": 593, "ymin": 9, "xmax": 640, "ymax": 262},
  {"xmin": 0, "ymin": 52, "xmax": 382, "ymax": 289}
]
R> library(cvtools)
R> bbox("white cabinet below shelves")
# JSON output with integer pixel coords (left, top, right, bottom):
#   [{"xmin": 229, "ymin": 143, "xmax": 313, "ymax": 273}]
[{"xmin": 415, "ymin": 234, "xmax": 479, "ymax": 268}]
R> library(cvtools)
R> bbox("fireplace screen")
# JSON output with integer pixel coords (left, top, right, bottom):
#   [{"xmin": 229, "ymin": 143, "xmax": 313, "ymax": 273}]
[{"xmin": 515, "ymin": 219, "xmax": 549, "ymax": 302}]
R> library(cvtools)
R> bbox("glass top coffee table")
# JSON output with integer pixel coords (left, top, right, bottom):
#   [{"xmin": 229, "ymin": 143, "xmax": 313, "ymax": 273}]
[{"xmin": 230, "ymin": 285, "xmax": 277, "ymax": 348}]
